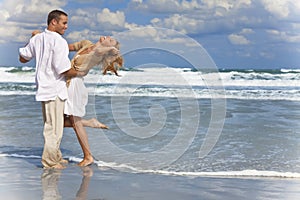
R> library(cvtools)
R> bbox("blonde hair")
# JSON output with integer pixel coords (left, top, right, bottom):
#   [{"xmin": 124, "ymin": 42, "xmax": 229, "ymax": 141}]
[
  {"xmin": 102, "ymin": 56, "xmax": 123, "ymax": 76},
  {"xmin": 101, "ymin": 39, "xmax": 123, "ymax": 76}
]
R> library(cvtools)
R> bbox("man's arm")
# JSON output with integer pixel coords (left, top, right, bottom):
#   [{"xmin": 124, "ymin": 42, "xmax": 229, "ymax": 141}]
[
  {"xmin": 68, "ymin": 43, "xmax": 76, "ymax": 51},
  {"xmin": 19, "ymin": 30, "xmax": 41, "ymax": 63}
]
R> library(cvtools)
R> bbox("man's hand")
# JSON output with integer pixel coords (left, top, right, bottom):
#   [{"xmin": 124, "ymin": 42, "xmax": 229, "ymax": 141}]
[
  {"xmin": 78, "ymin": 69, "xmax": 89, "ymax": 77},
  {"xmin": 19, "ymin": 56, "xmax": 29, "ymax": 63},
  {"xmin": 63, "ymin": 68, "xmax": 89, "ymax": 78},
  {"xmin": 31, "ymin": 30, "xmax": 41, "ymax": 37}
]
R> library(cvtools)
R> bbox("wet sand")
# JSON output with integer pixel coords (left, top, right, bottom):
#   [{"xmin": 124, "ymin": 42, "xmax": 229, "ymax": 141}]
[{"xmin": 1, "ymin": 156, "xmax": 300, "ymax": 200}]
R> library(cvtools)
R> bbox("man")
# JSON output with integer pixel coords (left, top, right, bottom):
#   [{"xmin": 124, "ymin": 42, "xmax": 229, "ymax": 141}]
[{"xmin": 19, "ymin": 10, "xmax": 87, "ymax": 169}]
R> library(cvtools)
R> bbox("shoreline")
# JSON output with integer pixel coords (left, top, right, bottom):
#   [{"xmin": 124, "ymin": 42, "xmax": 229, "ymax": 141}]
[{"xmin": 1, "ymin": 156, "xmax": 300, "ymax": 200}]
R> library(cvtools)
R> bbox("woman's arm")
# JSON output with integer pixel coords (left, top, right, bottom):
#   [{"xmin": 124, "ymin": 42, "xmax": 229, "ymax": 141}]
[{"xmin": 69, "ymin": 40, "xmax": 93, "ymax": 52}]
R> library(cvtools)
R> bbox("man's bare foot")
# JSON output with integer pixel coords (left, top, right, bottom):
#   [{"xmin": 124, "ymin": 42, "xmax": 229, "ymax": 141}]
[
  {"xmin": 84, "ymin": 118, "xmax": 109, "ymax": 129},
  {"xmin": 77, "ymin": 157, "xmax": 94, "ymax": 167},
  {"xmin": 51, "ymin": 163, "xmax": 66, "ymax": 169},
  {"xmin": 59, "ymin": 159, "xmax": 69, "ymax": 164}
]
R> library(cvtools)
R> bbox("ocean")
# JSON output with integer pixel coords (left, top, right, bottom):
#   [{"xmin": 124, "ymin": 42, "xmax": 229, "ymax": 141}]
[{"xmin": 0, "ymin": 65, "xmax": 300, "ymax": 199}]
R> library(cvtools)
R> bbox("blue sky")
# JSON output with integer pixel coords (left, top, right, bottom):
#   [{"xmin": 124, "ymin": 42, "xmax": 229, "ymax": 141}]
[{"xmin": 0, "ymin": 0, "xmax": 300, "ymax": 69}]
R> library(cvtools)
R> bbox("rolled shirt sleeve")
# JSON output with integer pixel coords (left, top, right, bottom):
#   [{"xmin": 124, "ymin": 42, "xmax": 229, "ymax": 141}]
[{"xmin": 19, "ymin": 39, "xmax": 35, "ymax": 61}]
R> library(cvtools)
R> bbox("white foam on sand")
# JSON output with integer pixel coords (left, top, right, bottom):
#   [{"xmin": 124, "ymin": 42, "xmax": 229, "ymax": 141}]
[
  {"xmin": 4, "ymin": 153, "xmax": 300, "ymax": 179},
  {"xmin": 0, "ymin": 153, "xmax": 40, "ymax": 159},
  {"xmin": 70, "ymin": 156, "xmax": 300, "ymax": 179}
]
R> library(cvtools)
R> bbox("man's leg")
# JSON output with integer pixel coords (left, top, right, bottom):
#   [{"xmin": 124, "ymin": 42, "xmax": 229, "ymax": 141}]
[{"xmin": 41, "ymin": 97, "xmax": 65, "ymax": 169}]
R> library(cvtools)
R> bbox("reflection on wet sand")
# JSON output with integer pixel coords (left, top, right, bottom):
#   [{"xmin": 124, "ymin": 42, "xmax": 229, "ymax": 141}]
[
  {"xmin": 41, "ymin": 169, "xmax": 62, "ymax": 200},
  {"xmin": 76, "ymin": 166, "xmax": 93, "ymax": 200},
  {"xmin": 41, "ymin": 166, "xmax": 94, "ymax": 200}
]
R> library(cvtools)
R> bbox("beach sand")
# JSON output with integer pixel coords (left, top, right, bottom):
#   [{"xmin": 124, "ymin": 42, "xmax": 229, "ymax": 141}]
[{"xmin": 1, "ymin": 156, "xmax": 300, "ymax": 200}]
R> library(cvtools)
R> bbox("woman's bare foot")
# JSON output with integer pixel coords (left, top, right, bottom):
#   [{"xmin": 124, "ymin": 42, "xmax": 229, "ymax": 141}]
[
  {"xmin": 77, "ymin": 157, "xmax": 94, "ymax": 167},
  {"xmin": 82, "ymin": 118, "xmax": 109, "ymax": 129}
]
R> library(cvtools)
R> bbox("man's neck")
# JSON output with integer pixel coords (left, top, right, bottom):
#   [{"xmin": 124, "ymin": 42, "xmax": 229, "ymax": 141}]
[{"xmin": 47, "ymin": 25, "xmax": 56, "ymax": 32}]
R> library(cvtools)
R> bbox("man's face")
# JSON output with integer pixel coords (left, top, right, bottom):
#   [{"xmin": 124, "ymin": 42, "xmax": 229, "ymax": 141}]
[{"xmin": 54, "ymin": 15, "xmax": 68, "ymax": 35}]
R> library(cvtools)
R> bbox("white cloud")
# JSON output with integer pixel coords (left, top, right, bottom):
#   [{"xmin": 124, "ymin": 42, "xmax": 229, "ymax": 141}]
[
  {"xmin": 96, "ymin": 8, "xmax": 125, "ymax": 27},
  {"xmin": 261, "ymin": 0, "xmax": 300, "ymax": 19},
  {"xmin": 266, "ymin": 29, "xmax": 300, "ymax": 43},
  {"xmin": 143, "ymin": 0, "xmax": 254, "ymax": 35},
  {"xmin": 151, "ymin": 14, "xmax": 206, "ymax": 34},
  {"xmin": 228, "ymin": 34, "xmax": 250, "ymax": 45},
  {"xmin": 261, "ymin": 0, "xmax": 290, "ymax": 18},
  {"xmin": 240, "ymin": 28, "xmax": 254, "ymax": 34},
  {"xmin": 202, "ymin": 0, "xmax": 251, "ymax": 10},
  {"xmin": 68, "ymin": 8, "xmax": 126, "ymax": 42},
  {"xmin": 115, "ymin": 25, "xmax": 198, "ymax": 48},
  {"xmin": 70, "ymin": 9, "xmax": 97, "ymax": 28},
  {"xmin": 119, "ymin": 25, "xmax": 159, "ymax": 38},
  {"xmin": 131, "ymin": 0, "xmax": 143, "ymax": 3},
  {"xmin": 130, "ymin": 0, "xmax": 201, "ymax": 13},
  {"xmin": 0, "ymin": 0, "xmax": 67, "ymax": 43},
  {"xmin": 131, "ymin": 0, "xmax": 252, "ymax": 13},
  {"xmin": 143, "ymin": 0, "xmax": 299, "ymax": 49},
  {"xmin": 71, "ymin": 8, "xmax": 125, "ymax": 30},
  {"xmin": 66, "ymin": 29, "xmax": 99, "ymax": 42},
  {"xmin": 1, "ymin": 0, "xmax": 67, "ymax": 23},
  {"xmin": 0, "ymin": 26, "xmax": 26, "ymax": 43},
  {"xmin": 266, "ymin": 29, "xmax": 280, "ymax": 36}
]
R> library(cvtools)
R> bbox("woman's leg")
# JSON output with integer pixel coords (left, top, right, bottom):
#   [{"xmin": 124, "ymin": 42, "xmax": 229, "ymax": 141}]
[
  {"xmin": 65, "ymin": 115, "xmax": 108, "ymax": 129},
  {"xmin": 81, "ymin": 118, "xmax": 109, "ymax": 129},
  {"xmin": 69, "ymin": 115, "xmax": 94, "ymax": 166}
]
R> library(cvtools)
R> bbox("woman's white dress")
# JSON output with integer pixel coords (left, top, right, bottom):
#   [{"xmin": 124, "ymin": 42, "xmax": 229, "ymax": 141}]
[
  {"xmin": 64, "ymin": 77, "xmax": 88, "ymax": 117},
  {"xmin": 64, "ymin": 43, "xmax": 119, "ymax": 117}
]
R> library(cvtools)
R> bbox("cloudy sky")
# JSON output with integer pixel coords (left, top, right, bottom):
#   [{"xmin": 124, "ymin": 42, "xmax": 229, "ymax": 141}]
[{"xmin": 0, "ymin": 0, "xmax": 300, "ymax": 69}]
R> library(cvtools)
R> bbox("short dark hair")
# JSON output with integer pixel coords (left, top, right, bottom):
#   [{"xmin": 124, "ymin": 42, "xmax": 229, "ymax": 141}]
[{"xmin": 47, "ymin": 10, "xmax": 68, "ymax": 25}]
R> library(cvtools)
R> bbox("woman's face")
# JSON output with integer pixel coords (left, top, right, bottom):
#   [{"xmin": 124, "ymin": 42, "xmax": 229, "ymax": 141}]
[{"xmin": 99, "ymin": 36, "xmax": 117, "ymax": 47}]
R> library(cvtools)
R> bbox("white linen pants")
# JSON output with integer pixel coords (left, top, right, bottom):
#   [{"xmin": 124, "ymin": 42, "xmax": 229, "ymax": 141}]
[{"xmin": 41, "ymin": 97, "xmax": 65, "ymax": 168}]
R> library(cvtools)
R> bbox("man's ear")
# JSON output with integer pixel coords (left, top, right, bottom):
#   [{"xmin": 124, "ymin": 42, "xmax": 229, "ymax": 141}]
[{"xmin": 51, "ymin": 19, "xmax": 58, "ymax": 26}]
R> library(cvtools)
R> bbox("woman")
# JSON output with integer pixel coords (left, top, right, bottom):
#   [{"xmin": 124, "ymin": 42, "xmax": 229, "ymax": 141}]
[{"xmin": 64, "ymin": 36, "xmax": 122, "ymax": 166}]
